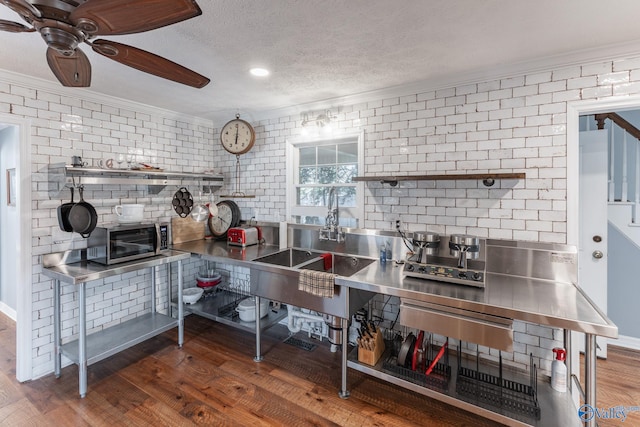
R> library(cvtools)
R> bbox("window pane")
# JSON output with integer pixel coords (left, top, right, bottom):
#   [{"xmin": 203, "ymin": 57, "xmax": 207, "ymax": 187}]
[
  {"xmin": 337, "ymin": 143, "xmax": 357, "ymax": 164},
  {"xmin": 297, "ymin": 187, "xmax": 325, "ymax": 206},
  {"xmin": 336, "ymin": 164, "xmax": 357, "ymax": 183},
  {"xmin": 318, "ymin": 166, "xmax": 336, "ymax": 184},
  {"xmin": 338, "ymin": 186, "xmax": 357, "ymax": 207},
  {"xmin": 317, "ymin": 145, "xmax": 336, "ymax": 165},
  {"xmin": 299, "ymin": 147, "xmax": 316, "ymax": 166},
  {"xmin": 293, "ymin": 215, "xmax": 322, "ymax": 225},
  {"xmin": 299, "ymin": 167, "xmax": 317, "ymax": 184}
]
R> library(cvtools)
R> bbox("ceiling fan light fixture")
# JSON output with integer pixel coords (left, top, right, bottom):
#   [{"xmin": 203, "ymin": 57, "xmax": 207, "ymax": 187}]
[{"xmin": 40, "ymin": 27, "xmax": 80, "ymax": 56}]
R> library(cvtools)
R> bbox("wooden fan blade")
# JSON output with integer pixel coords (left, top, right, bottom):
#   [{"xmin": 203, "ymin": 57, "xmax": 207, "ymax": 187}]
[
  {"xmin": 46, "ymin": 47, "xmax": 92, "ymax": 87},
  {"xmin": 0, "ymin": 19, "xmax": 35, "ymax": 33},
  {"xmin": 1, "ymin": 0, "xmax": 42, "ymax": 19},
  {"xmin": 70, "ymin": 0, "xmax": 201, "ymax": 36},
  {"xmin": 91, "ymin": 39, "xmax": 209, "ymax": 88}
]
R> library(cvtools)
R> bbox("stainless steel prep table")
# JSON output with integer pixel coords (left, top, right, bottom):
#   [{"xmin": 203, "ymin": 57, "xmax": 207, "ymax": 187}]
[
  {"xmin": 42, "ymin": 250, "xmax": 190, "ymax": 398},
  {"xmin": 173, "ymin": 239, "xmax": 617, "ymax": 426},
  {"xmin": 338, "ymin": 261, "xmax": 617, "ymax": 427}
]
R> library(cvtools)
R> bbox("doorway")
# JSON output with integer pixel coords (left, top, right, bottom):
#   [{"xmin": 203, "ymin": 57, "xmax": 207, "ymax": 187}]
[
  {"xmin": 0, "ymin": 114, "xmax": 32, "ymax": 382},
  {"xmin": 568, "ymin": 96, "xmax": 640, "ymax": 378}
]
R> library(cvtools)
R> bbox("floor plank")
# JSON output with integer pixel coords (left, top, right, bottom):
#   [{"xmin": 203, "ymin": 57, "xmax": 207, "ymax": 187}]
[{"xmin": 2, "ymin": 311, "xmax": 637, "ymax": 426}]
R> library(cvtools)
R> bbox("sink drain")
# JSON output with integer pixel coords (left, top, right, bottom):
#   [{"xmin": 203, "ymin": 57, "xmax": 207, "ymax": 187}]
[{"xmin": 283, "ymin": 336, "xmax": 317, "ymax": 352}]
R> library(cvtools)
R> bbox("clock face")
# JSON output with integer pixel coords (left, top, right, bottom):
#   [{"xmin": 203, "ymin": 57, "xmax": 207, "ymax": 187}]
[
  {"xmin": 208, "ymin": 200, "xmax": 241, "ymax": 238},
  {"xmin": 220, "ymin": 118, "xmax": 255, "ymax": 155},
  {"xmin": 209, "ymin": 203, "xmax": 234, "ymax": 237}
]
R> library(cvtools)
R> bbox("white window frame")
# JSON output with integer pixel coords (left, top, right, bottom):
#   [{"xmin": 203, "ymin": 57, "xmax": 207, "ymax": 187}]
[{"xmin": 285, "ymin": 131, "xmax": 364, "ymax": 227}]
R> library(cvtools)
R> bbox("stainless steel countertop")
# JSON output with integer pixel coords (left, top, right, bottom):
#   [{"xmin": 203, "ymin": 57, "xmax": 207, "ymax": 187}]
[
  {"xmin": 41, "ymin": 250, "xmax": 191, "ymax": 284},
  {"xmin": 168, "ymin": 241, "xmax": 618, "ymax": 338},
  {"xmin": 338, "ymin": 261, "xmax": 618, "ymax": 338}
]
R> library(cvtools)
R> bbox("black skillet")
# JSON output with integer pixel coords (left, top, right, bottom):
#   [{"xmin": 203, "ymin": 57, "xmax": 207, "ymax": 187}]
[
  {"xmin": 57, "ymin": 187, "xmax": 74, "ymax": 232},
  {"xmin": 68, "ymin": 186, "xmax": 98, "ymax": 238}
]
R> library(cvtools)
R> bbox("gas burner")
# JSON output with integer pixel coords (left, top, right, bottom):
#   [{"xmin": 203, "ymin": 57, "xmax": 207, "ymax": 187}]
[
  {"xmin": 404, "ymin": 261, "xmax": 485, "ymax": 287},
  {"xmin": 403, "ymin": 235, "xmax": 486, "ymax": 288}
]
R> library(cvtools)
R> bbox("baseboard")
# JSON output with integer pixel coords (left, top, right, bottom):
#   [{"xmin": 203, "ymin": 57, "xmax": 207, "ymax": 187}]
[
  {"xmin": 0, "ymin": 302, "xmax": 16, "ymax": 321},
  {"xmin": 609, "ymin": 335, "xmax": 640, "ymax": 351}
]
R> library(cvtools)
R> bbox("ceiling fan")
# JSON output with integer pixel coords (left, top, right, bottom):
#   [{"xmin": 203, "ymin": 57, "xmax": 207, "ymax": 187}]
[{"xmin": 0, "ymin": 0, "xmax": 210, "ymax": 88}]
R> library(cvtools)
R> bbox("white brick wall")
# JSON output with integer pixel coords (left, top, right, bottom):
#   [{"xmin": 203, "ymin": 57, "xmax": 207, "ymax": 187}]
[{"xmin": 4, "ymin": 53, "xmax": 640, "ymax": 380}]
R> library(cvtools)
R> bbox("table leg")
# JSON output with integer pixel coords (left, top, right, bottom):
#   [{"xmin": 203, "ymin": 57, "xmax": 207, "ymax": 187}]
[
  {"xmin": 254, "ymin": 296, "xmax": 263, "ymax": 362},
  {"xmin": 177, "ymin": 260, "xmax": 183, "ymax": 347},
  {"xmin": 78, "ymin": 282, "xmax": 87, "ymax": 398},
  {"xmin": 564, "ymin": 329, "xmax": 572, "ymax": 391},
  {"xmin": 53, "ymin": 279, "xmax": 61, "ymax": 378},
  {"xmin": 584, "ymin": 333, "xmax": 597, "ymax": 427},
  {"xmin": 151, "ymin": 266, "xmax": 156, "ymax": 314},
  {"xmin": 338, "ymin": 317, "xmax": 350, "ymax": 399}
]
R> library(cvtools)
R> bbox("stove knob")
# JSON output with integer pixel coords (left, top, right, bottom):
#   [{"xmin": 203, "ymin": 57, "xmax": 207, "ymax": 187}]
[
  {"xmin": 458, "ymin": 271, "xmax": 467, "ymax": 279},
  {"xmin": 418, "ymin": 266, "xmax": 426, "ymax": 273},
  {"xmin": 472, "ymin": 272, "xmax": 482, "ymax": 281},
  {"xmin": 406, "ymin": 264, "xmax": 415, "ymax": 271}
]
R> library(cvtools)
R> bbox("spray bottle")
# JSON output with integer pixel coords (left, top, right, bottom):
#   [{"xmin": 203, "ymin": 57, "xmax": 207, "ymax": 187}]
[{"xmin": 551, "ymin": 347, "xmax": 567, "ymax": 392}]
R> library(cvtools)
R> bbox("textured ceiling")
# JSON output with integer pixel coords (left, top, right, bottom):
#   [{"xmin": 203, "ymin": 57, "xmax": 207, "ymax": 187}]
[{"xmin": 1, "ymin": 0, "xmax": 640, "ymax": 125}]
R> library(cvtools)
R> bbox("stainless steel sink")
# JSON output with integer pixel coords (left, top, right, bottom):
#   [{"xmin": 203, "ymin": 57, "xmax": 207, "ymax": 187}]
[
  {"xmin": 252, "ymin": 248, "xmax": 323, "ymax": 267},
  {"xmin": 250, "ymin": 249, "xmax": 376, "ymax": 318},
  {"xmin": 304, "ymin": 254, "xmax": 375, "ymax": 277}
]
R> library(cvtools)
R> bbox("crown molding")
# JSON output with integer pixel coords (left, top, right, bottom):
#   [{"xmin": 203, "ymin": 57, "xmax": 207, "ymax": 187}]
[
  {"xmin": 250, "ymin": 39, "xmax": 640, "ymax": 125},
  {"xmin": 0, "ymin": 69, "xmax": 213, "ymax": 128}
]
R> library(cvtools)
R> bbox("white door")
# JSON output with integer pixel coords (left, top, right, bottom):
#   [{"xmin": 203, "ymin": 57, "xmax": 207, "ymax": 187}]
[{"xmin": 578, "ymin": 129, "xmax": 608, "ymax": 358}]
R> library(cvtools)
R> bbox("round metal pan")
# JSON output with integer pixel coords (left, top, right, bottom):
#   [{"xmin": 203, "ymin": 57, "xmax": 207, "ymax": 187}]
[
  {"xmin": 173, "ymin": 187, "xmax": 193, "ymax": 218},
  {"xmin": 68, "ymin": 186, "xmax": 97, "ymax": 238},
  {"xmin": 396, "ymin": 333, "xmax": 416, "ymax": 368},
  {"xmin": 57, "ymin": 187, "xmax": 74, "ymax": 232}
]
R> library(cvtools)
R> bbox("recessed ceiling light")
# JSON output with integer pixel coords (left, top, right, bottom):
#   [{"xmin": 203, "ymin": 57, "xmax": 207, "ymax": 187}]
[{"xmin": 250, "ymin": 68, "xmax": 270, "ymax": 77}]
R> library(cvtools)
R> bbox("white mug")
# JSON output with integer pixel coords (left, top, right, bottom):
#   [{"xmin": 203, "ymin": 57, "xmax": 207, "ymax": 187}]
[{"xmin": 114, "ymin": 204, "xmax": 144, "ymax": 221}]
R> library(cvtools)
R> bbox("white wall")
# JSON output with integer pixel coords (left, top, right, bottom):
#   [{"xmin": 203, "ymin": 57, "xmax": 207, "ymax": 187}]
[
  {"xmin": 3, "ymin": 54, "xmax": 640, "ymax": 379},
  {"xmin": 0, "ymin": 125, "xmax": 18, "ymax": 315}
]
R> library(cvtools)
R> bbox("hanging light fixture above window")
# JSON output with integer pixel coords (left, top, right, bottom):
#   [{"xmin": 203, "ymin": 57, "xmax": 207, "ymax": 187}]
[{"xmin": 301, "ymin": 110, "xmax": 337, "ymax": 128}]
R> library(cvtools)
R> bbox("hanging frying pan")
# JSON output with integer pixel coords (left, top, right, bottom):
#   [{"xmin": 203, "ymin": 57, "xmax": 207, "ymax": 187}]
[
  {"xmin": 68, "ymin": 186, "xmax": 98, "ymax": 238},
  {"xmin": 57, "ymin": 187, "xmax": 74, "ymax": 232}
]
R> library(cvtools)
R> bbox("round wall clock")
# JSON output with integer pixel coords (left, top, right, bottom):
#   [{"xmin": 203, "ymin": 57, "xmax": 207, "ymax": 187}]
[
  {"xmin": 208, "ymin": 200, "xmax": 241, "ymax": 238},
  {"xmin": 220, "ymin": 114, "xmax": 255, "ymax": 155}
]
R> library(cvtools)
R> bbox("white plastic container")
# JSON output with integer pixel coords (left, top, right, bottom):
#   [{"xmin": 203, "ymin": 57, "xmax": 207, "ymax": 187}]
[
  {"xmin": 235, "ymin": 297, "xmax": 269, "ymax": 322},
  {"xmin": 182, "ymin": 287, "xmax": 204, "ymax": 304},
  {"xmin": 551, "ymin": 347, "xmax": 567, "ymax": 392}
]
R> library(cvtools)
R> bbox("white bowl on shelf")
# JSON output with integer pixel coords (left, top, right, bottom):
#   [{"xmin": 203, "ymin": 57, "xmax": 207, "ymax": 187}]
[{"xmin": 183, "ymin": 287, "xmax": 204, "ymax": 304}]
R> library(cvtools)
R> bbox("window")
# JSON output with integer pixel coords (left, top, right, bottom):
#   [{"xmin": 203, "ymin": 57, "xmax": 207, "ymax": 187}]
[{"xmin": 286, "ymin": 134, "xmax": 363, "ymax": 227}]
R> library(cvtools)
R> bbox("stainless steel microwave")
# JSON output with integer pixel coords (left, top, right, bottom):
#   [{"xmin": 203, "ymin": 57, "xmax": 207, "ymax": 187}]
[{"xmin": 87, "ymin": 223, "xmax": 169, "ymax": 265}]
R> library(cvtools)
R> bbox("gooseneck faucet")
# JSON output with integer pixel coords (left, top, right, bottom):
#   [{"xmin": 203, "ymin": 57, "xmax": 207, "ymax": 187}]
[{"xmin": 319, "ymin": 186, "xmax": 345, "ymax": 242}]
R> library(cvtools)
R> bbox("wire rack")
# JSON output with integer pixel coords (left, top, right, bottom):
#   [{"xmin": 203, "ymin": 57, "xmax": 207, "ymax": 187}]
[
  {"xmin": 456, "ymin": 346, "xmax": 540, "ymax": 420},
  {"xmin": 215, "ymin": 279, "xmax": 251, "ymax": 318},
  {"xmin": 381, "ymin": 333, "xmax": 451, "ymax": 391}
]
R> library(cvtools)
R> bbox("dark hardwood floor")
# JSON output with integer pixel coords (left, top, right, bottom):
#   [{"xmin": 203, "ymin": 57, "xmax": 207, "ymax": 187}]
[{"xmin": 0, "ymin": 312, "xmax": 637, "ymax": 426}]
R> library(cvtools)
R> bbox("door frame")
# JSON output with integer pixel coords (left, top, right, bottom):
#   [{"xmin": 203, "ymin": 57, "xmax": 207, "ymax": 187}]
[
  {"xmin": 0, "ymin": 114, "xmax": 32, "ymax": 382},
  {"xmin": 567, "ymin": 95, "xmax": 640, "ymax": 379},
  {"xmin": 568, "ymin": 95, "xmax": 640, "ymax": 248}
]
